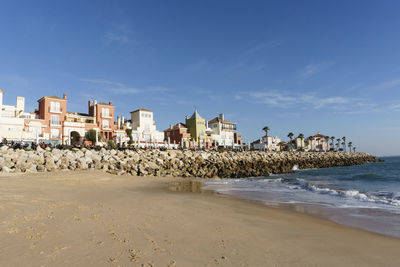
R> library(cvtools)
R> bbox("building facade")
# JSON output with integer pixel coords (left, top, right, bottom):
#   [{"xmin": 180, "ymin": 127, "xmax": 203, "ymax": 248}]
[
  {"xmin": 308, "ymin": 132, "xmax": 329, "ymax": 152},
  {"xmin": 185, "ymin": 109, "xmax": 212, "ymax": 148},
  {"xmin": 208, "ymin": 114, "xmax": 238, "ymax": 147},
  {"xmin": 164, "ymin": 123, "xmax": 191, "ymax": 147},
  {"xmin": 129, "ymin": 108, "xmax": 164, "ymax": 147},
  {"xmin": 251, "ymin": 135, "xmax": 281, "ymax": 151}
]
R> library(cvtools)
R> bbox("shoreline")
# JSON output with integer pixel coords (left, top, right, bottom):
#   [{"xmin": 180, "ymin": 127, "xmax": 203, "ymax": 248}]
[
  {"xmin": 171, "ymin": 178, "xmax": 400, "ymax": 239},
  {"xmin": 0, "ymin": 170, "xmax": 399, "ymax": 266}
]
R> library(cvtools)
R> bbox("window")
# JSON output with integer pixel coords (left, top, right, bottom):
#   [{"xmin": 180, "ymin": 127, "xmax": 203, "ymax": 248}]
[
  {"xmin": 141, "ymin": 112, "xmax": 151, "ymax": 118},
  {"xmin": 102, "ymin": 108, "xmax": 110, "ymax": 117},
  {"xmin": 50, "ymin": 102, "xmax": 61, "ymax": 112},
  {"xmin": 51, "ymin": 129, "xmax": 60, "ymax": 138},
  {"xmin": 50, "ymin": 115, "xmax": 60, "ymax": 125},
  {"xmin": 102, "ymin": 120, "xmax": 110, "ymax": 129}
]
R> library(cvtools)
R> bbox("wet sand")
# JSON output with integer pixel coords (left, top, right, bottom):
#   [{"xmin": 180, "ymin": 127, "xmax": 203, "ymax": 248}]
[{"xmin": 0, "ymin": 170, "xmax": 399, "ymax": 266}]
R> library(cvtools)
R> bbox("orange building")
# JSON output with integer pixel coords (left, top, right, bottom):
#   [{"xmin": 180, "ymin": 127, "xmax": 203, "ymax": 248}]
[
  {"xmin": 21, "ymin": 93, "xmax": 121, "ymax": 145},
  {"xmin": 164, "ymin": 123, "xmax": 191, "ymax": 146},
  {"xmin": 37, "ymin": 94, "xmax": 68, "ymax": 141},
  {"xmin": 88, "ymin": 100, "xmax": 116, "ymax": 141}
]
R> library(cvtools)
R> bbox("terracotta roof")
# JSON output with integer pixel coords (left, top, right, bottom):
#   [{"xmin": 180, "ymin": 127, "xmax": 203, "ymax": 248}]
[
  {"xmin": 313, "ymin": 132, "xmax": 327, "ymax": 138},
  {"xmin": 98, "ymin": 102, "xmax": 114, "ymax": 106},
  {"xmin": 208, "ymin": 117, "xmax": 235, "ymax": 125},
  {"xmin": 37, "ymin": 96, "xmax": 66, "ymax": 102},
  {"xmin": 131, "ymin": 108, "xmax": 153, "ymax": 113},
  {"xmin": 164, "ymin": 123, "xmax": 187, "ymax": 131}
]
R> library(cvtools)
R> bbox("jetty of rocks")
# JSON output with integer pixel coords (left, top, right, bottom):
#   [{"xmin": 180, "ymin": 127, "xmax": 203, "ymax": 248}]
[{"xmin": 0, "ymin": 146, "xmax": 381, "ymax": 178}]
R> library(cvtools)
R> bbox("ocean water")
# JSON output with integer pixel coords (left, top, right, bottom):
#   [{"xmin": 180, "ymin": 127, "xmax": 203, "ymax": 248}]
[{"xmin": 202, "ymin": 156, "xmax": 400, "ymax": 238}]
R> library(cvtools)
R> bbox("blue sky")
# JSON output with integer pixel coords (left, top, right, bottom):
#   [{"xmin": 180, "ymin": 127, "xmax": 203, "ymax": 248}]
[{"xmin": 1, "ymin": 0, "xmax": 400, "ymax": 155}]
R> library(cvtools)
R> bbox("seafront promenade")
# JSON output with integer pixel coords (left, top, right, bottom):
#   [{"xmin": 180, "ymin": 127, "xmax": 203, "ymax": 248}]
[{"xmin": 0, "ymin": 146, "xmax": 380, "ymax": 178}]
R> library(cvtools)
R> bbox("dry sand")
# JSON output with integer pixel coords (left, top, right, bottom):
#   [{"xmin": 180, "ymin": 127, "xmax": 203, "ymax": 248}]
[{"xmin": 0, "ymin": 170, "xmax": 399, "ymax": 267}]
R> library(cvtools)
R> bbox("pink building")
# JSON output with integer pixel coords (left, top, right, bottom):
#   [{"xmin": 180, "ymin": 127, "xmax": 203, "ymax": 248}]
[
  {"xmin": 308, "ymin": 132, "xmax": 329, "ymax": 152},
  {"xmin": 22, "ymin": 94, "xmax": 122, "ymax": 145}
]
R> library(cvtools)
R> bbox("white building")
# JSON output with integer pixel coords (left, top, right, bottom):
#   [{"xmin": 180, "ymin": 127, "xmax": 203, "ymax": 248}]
[
  {"xmin": 129, "ymin": 108, "xmax": 164, "ymax": 147},
  {"xmin": 0, "ymin": 90, "xmax": 46, "ymax": 142},
  {"xmin": 251, "ymin": 135, "xmax": 281, "ymax": 151},
  {"xmin": 208, "ymin": 114, "xmax": 236, "ymax": 147}
]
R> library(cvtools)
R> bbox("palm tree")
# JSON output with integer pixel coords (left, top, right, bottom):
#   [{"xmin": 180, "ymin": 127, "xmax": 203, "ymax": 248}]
[
  {"xmin": 262, "ymin": 126, "xmax": 270, "ymax": 137},
  {"xmin": 336, "ymin": 138, "xmax": 341, "ymax": 151},
  {"xmin": 330, "ymin": 136, "xmax": 335, "ymax": 151},
  {"xmin": 308, "ymin": 136, "xmax": 314, "ymax": 151},
  {"xmin": 324, "ymin": 136, "xmax": 330, "ymax": 152},
  {"xmin": 348, "ymin": 142, "xmax": 353, "ymax": 152},
  {"xmin": 353, "ymin": 147, "xmax": 356, "ymax": 152},
  {"xmin": 298, "ymin": 133, "xmax": 304, "ymax": 151},
  {"xmin": 342, "ymin": 136, "xmax": 346, "ymax": 152},
  {"xmin": 288, "ymin": 132, "xmax": 294, "ymax": 151}
]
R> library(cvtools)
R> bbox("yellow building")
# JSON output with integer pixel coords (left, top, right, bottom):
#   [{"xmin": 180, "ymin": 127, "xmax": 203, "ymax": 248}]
[{"xmin": 185, "ymin": 109, "xmax": 212, "ymax": 147}]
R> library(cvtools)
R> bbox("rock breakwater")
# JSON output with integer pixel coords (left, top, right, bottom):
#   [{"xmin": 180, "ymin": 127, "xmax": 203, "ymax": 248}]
[{"xmin": 0, "ymin": 146, "xmax": 381, "ymax": 178}]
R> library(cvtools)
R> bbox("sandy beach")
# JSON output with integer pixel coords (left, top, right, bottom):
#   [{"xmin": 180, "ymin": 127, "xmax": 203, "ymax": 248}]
[{"xmin": 0, "ymin": 171, "xmax": 399, "ymax": 267}]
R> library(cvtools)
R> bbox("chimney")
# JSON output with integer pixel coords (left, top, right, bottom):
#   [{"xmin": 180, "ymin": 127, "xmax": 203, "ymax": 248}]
[
  {"xmin": 121, "ymin": 116, "xmax": 125, "ymax": 125},
  {"xmin": 63, "ymin": 93, "xmax": 67, "ymax": 100},
  {"xmin": 170, "ymin": 124, "xmax": 173, "ymax": 129},
  {"xmin": 219, "ymin": 113, "xmax": 224, "ymax": 120},
  {"xmin": 117, "ymin": 116, "xmax": 121, "ymax": 129},
  {"xmin": 206, "ymin": 121, "xmax": 208, "ymax": 129},
  {"xmin": 109, "ymin": 101, "xmax": 112, "ymax": 105}
]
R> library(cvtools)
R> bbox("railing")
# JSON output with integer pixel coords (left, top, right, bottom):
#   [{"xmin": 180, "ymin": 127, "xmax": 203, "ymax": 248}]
[
  {"xmin": 49, "ymin": 107, "xmax": 63, "ymax": 113},
  {"xmin": 102, "ymin": 126, "xmax": 112, "ymax": 130},
  {"xmin": 50, "ymin": 121, "xmax": 61, "ymax": 126},
  {"xmin": 101, "ymin": 113, "xmax": 112, "ymax": 119}
]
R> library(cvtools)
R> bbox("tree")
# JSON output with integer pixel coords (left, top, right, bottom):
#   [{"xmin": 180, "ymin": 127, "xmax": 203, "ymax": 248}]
[
  {"xmin": 325, "ymin": 136, "xmax": 330, "ymax": 152},
  {"xmin": 348, "ymin": 142, "xmax": 353, "ymax": 152},
  {"xmin": 262, "ymin": 126, "xmax": 270, "ymax": 137},
  {"xmin": 353, "ymin": 147, "xmax": 356, "ymax": 152},
  {"xmin": 85, "ymin": 129, "xmax": 97, "ymax": 144},
  {"xmin": 308, "ymin": 136, "xmax": 314, "ymax": 151},
  {"xmin": 342, "ymin": 136, "xmax": 347, "ymax": 152},
  {"xmin": 287, "ymin": 132, "xmax": 294, "ymax": 151},
  {"xmin": 330, "ymin": 136, "xmax": 335, "ymax": 151},
  {"xmin": 336, "ymin": 138, "xmax": 341, "ymax": 151},
  {"xmin": 298, "ymin": 133, "xmax": 304, "ymax": 151},
  {"xmin": 107, "ymin": 140, "xmax": 117, "ymax": 150},
  {"xmin": 125, "ymin": 128, "xmax": 133, "ymax": 145}
]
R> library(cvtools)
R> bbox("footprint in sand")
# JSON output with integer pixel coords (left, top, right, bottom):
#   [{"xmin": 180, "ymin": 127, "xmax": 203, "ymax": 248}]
[{"xmin": 128, "ymin": 248, "xmax": 141, "ymax": 262}]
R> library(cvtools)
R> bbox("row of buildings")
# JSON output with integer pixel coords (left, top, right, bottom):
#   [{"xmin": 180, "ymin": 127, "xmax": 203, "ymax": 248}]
[
  {"xmin": 0, "ymin": 90, "xmax": 243, "ymax": 148},
  {"xmin": 251, "ymin": 132, "xmax": 331, "ymax": 152}
]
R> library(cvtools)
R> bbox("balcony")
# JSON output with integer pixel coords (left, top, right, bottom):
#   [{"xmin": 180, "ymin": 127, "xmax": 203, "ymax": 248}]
[
  {"xmin": 50, "ymin": 134, "xmax": 61, "ymax": 139},
  {"xmin": 102, "ymin": 125, "xmax": 112, "ymax": 130},
  {"xmin": 50, "ymin": 121, "xmax": 62, "ymax": 127},
  {"xmin": 101, "ymin": 113, "xmax": 112, "ymax": 119},
  {"xmin": 49, "ymin": 107, "xmax": 63, "ymax": 114}
]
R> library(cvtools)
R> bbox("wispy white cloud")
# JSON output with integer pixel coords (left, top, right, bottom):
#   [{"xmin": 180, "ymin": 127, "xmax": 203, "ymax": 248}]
[
  {"xmin": 81, "ymin": 79, "xmax": 168, "ymax": 95},
  {"xmin": 391, "ymin": 104, "xmax": 400, "ymax": 110},
  {"xmin": 186, "ymin": 40, "xmax": 281, "ymax": 73},
  {"xmin": 297, "ymin": 62, "xmax": 334, "ymax": 80},
  {"xmin": 237, "ymin": 90, "xmax": 358, "ymax": 110},
  {"xmin": 103, "ymin": 24, "xmax": 135, "ymax": 46},
  {"xmin": 375, "ymin": 79, "xmax": 400, "ymax": 90}
]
